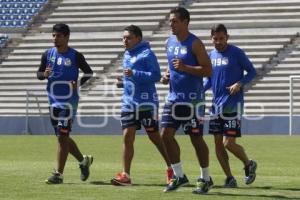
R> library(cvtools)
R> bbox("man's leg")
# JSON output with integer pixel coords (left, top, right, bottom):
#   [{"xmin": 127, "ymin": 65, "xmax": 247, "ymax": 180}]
[
  {"xmin": 56, "ymin": 134, "xmax": 69, "ymax": 174},
  {"xmin": 111, "ymin": 126, "xmax": 136, "ymax": 186},
  {"xmin": 223, "ymin": 136, "xmax": 257, "ymax": 185},
  {"xmin": 122, "ymin": 126, "xmax": 136, "ymax": 175},
  {"xmin": 161, "ymin": 127, "xmax": 179, "ymax": 164},
  {"xmin": 189, "ymin": 134, "xmax": 209, "ymax": 168},
  {"xmin": 214, "ymin": 135, "xmax": 233, "ymax": 178},
  {"xmin": 223, "ymin": 137, "xmax": 249, "ymax": 166},
  {"xmin": 147, "ymin": 130, "xmax": 173, "ymax": 184},
  {"xmin": 68, "ymin": 137, "xmax": 83, "ymax": 162},
  {"xmin": 147, "ymin": 131, "xmax": 171, "ymax": 167}
]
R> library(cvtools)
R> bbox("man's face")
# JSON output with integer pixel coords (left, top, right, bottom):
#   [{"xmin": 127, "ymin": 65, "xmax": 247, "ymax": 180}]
[
  {"xmin": 122, "ymin": 31, "xmax": 140, "ymax": 49},
  {"xmin": 169, "ymin": 13, "xmax": 187, "ymax": 35},
  {"xmin": 52, "ymin": 31, "xmax": 69, "ymax": 48},
  {"xmin": 211, "ymin": 31, "xmax": 229, "ymax": 52}
]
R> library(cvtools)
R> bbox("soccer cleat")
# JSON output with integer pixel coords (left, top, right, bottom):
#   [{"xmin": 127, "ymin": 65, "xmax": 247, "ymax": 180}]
[
  {"xmin": 166, "ymin": 168, "xmax": 174, "ymax": 184},
  {"xmin": 111, "ymin": 172, "xmax": 132, "ymax": 186},
  {"xmin": 224, "ymin": 176, "xmax": 238, "ymax": 188},
  {"xmin": 45, "ymin": 171, "xmax": 63, "ymax": 184},
  {"xmin": 163, "ymin": 174, "xmax": 189, "ymax": 192},
  {"xmin": 244, "ymin": 160, "xmax": 257, "ymax": 185},
  {"xmin": 79, "ymin": 155, "xmax": 93, "ymax": 181},
  {"xmin": 192, "ymin": 176, "xmax": 213, "ymax": 194}
]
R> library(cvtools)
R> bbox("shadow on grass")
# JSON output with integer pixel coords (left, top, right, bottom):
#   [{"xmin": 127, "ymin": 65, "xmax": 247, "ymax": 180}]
[
  {"xmin": 90, "ymin": 180, "xmax": 167, "ymax": 187},
  {"xmin": 209, "ymin": 192, "xmax": 300, "ymax": 200},
  {"xmin": 213, "ymin": 185, "xmax": 300, "ymax": 192}
]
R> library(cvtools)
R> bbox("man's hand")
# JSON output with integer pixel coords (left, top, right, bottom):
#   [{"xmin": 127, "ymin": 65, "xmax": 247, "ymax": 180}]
[
  {"xmin": 226, "ymin": 82, "xmax": 242, "ymax": 95},
  {"xmin": 161, "ymin": 70, "xmax": 170, "ymax": 85},
  {"xmin": 70, "ymin": 81, "xmax": 77, "ymax": 90},
  {"xmin": 43, "ymin": 64, "xmax": 52, "ymax": 78},
  {"xmin": 116, "ymin": 76, "xmax": 124, "ymax": 88},
  {"xmin": 124, "ymin": 68, "xmax": 133, "ymax": 77},
  {"xmin": 172, "ymin": 59, "xmax": 186, "ymax": 71}
]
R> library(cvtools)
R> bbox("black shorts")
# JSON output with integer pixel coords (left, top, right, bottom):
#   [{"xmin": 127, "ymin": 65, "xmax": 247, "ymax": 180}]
[
  {"xmin": 120, "ymin": 109, "xmax": 158, "ymax": 133},
  {"xmin": 161, "ymin": 102, "xmax": 204, "ymax": 136},
  {"xmin": 49, "ymin": 107, "xmax": 75, "ymax": 136},
  {"xmin": 209, "ymin": 112, "xmax": 241, "ymax": 137}
]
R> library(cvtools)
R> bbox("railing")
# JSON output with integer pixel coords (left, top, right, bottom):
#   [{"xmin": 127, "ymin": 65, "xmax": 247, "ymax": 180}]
[
  {"xmin": 24, "ymin": 89, "xmax": 47, "ymax": 134},
  {"xmin": 289, "ymin": 75, "xmax": 300, "ymax": 136}
]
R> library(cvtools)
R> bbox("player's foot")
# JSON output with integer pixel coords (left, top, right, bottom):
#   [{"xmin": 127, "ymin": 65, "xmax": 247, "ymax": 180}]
[
  {"xmin": 244, "ymin": 160, "xmax": 257, "ymax": 185},
  {"xmin": 163, "ymin": 174, "xmax": 189, "ymax": 192},
  {"xmin": 224, "ymin": 176, "xmax": 237, "ymax": 188},
  {"xmin": 166, "ymin": 167, "xmax": 174, "ymax": 184},
  {"xmin": 111, "ymin": 172, "xmax": 132, "ymax": 186},
  {"xmin": 79, "ymin": 155, "xmax": 93, "ymax": 181},
  {"xmin": 192, "ymin": 176, "xmax": 213, "ymax": 194},
  {"xmin": 45, "ymin": 171, "xmax": 63, "ymax": 184}
]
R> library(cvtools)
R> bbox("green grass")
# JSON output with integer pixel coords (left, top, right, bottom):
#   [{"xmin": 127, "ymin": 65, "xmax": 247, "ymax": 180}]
[{"xmin": 0, "ymin": 135, "xmax": 300, "ymax": 200}]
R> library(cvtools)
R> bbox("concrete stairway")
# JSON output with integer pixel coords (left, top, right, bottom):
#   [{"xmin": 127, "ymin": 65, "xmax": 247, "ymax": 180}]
[
  {"xmin": 246, "ymin": 38, "xmax": 300, "ymax": 115},
  {"xmin": 1, "ymin": 0, "xmax": 300, "ymax": 117},
  {"xmin": 0, "ymin": 0, "xmax": 182, "ymax": 115}
]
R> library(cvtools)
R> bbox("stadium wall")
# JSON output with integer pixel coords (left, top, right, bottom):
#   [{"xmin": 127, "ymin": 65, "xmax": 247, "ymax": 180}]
[{"xmin": 0, "ymin": 116, "xmax": 298, "ymax": 135}]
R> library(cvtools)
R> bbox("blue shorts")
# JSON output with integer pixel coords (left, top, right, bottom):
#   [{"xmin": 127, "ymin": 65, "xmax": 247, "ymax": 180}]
[
  {"xmin": 49, "ymin": 107, "xmax": 75, "ymax": 136},
  {"xmin": 209, "ymin": 112, "xmax": 241, "ymax": 137},
  {"xmin": 161, "ymin": 102, "xmax": 204, "ymax": 135},
  {"xmin": 120, "ymin": 109, "xmax": 158, "ymax": 133}
]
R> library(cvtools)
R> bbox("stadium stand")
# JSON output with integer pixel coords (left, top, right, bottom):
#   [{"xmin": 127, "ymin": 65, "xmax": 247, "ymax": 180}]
[
  {"xmin": 0, "ymin": 0, "xmax": 48, "ymax": 33},
  {"xmin": 1, "ymin": 0, "xmax": 300, "ymax": 134},
  {"xmin": 0, "ymin": 33, "xmax": 9, "ymax": 48}
]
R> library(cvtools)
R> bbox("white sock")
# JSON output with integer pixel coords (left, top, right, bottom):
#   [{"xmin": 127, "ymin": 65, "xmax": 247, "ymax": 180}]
[
  {"xmin": 200, "ymin": 167, "xmax": 210, "ymax": 181},
  {"xmin": 122, "ymin": 172, "xmax": 130, "ymax": 178},
  {"xmin": 79, "ymin": 155, "xmax": 87, "ymax": 165},
  {"xmin": 171, "ymin": 162, "xmax": 184, "ymax": 178}
]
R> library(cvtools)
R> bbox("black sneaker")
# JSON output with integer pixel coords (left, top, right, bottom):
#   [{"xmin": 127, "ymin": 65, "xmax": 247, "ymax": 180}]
[
  {"xmin": 45, "ymin": 171, "xmax": 63, "ymax": 184},
  {"xmin": 244, "ymin": 160, "xmax": 257, "ymax": 185},
  {"xmin": 192, "ymin": 176, "xmax": 213, "ymax": 194},
  {"xmin": 224, "ymin": 176, "xmax": 237, "ymax": 188},
  {"xmin": 163, "ymin": 174, "xmax": 189, "ymax": 192},
  {"xmin": 79, "ymin": 155, "xmax": 93, "ymax": 181}
]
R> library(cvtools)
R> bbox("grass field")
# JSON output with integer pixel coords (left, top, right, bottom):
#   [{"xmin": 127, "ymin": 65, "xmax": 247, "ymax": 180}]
[{"xmin": 0, "ymin": 135, "xmax": 299, "ymax": 200}]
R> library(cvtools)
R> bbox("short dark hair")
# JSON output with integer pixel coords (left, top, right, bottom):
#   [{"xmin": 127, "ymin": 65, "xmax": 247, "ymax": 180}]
[
  {"xmin": 124, "ymin": 25, "xmax": 143, "ymax": 39},
  {"xmin": 52, "ymin": 23, "xmax": 70, "ymax": 36},
  {"xmin": 170, "ymin": 6, "xmax": 190, "ymax": 24},
  {"xmin": 211, "ymin": 24, "xmax": 228, "ymax": 36}
]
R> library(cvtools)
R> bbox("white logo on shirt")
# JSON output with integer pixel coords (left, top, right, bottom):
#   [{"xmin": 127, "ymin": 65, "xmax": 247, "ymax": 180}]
[
  {"xmin": 57, "ymin": 57, "xmax": 62, "ymax": 65},
  {"xmin": 130, "ymin": 57, "xmax": 137, "ymax": 63},
  {"xmin": 180, "ymin": 46, "xmax": 187, "ymax": 55},
  {"xmin": 65, "ymin": 58, "xmax": 72, "ymax": 66},
  {"xmin": 211, "ymin": 57, "xmax": 229, "ymax": 67}
]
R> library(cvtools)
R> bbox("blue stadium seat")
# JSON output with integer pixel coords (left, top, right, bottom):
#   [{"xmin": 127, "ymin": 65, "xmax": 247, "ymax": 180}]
[{"xmin": 0, "ymin": 0, "xmax": 47, "ymax": 29}]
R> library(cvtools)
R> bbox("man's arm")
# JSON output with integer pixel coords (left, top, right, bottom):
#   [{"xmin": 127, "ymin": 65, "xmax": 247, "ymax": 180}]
[
  {"xmin": 125, "ymin": 51, "xmax": 161, "ymax": 83},
  {"xmin": 203, "ymin": 77, "xmax": 212, "ymax": 92},
  {"xmin": 227, "ymin": 49, "xmax": 257, "ymax": 95},
  {"xmin": 172, "ymin": 38, "xmax": 212, "ymax": 77},
  {"xmin": 36, "ymin": 50, "xmax": 50, "ymax": 80},
  {"xmin": 77, "ymin": 52, "xmax": 94, "ymax": 86}
]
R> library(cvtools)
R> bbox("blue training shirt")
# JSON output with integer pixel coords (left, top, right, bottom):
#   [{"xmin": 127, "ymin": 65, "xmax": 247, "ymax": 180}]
[
  {"xmin": 166, "ymin": 33, "xmax": 204, "ymax": 103},
  {"xmin": 46, "ymin": 47, "xmax": 79, "ymax": 109},
  {"xmin": 204, "ymin": 44, "xmax": 257, "ymax": 114},
  {"xmin": 121, "ymin": 41, "xmax": 161, "ymax": 112}
]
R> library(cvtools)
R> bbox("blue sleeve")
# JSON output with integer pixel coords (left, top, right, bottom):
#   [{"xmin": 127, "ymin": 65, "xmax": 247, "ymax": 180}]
[
  {"xmin": 203, "ymin": 77, "xmax": 211, "ymax": 92},
  {"xmin": 238, "ymin": 49, "xmax": 257, "ymax": 85},
  {"xmin": 131, "ymin": 51, "xmax": 161, "ymax": 83}
]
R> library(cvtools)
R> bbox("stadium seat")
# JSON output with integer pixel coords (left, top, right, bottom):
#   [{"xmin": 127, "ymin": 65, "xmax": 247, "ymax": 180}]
[{"xmin": 0, "ymin": 0, "xmax": 47, "ymax": 30}]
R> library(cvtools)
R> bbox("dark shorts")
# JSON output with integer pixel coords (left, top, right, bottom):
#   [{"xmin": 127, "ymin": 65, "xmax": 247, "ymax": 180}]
[
  {"xmin": 161, "ymin": 102, "xmax": 204, "ymax": 136},
  {"xmin": 49, "ymin": 107, "xmax": 75, "ymax": 136},
  {"xmin": 209, "ymin": 112, "xmax": 241, "ymax": 137},
  {"xmin": 120, "ymin": 109, "xmax": 158, "ymax": 133}
]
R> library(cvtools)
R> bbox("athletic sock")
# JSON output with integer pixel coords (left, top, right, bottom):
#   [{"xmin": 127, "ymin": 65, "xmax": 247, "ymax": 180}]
[
  {"xmin": 171, "ymin": 162, "xmax": 184, "ymax": 178},
  {"xmin": 200, "ymin": 167, "xmax": 210, "ymax": 181}
]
